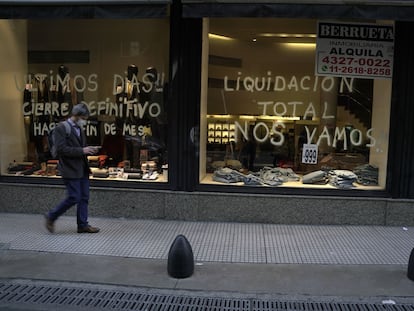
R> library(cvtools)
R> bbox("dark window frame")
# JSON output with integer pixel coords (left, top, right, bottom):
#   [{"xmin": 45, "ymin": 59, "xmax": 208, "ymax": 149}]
[{"xmin": 0, "ymin": 1, "xmax": 175, "ymax": 191}]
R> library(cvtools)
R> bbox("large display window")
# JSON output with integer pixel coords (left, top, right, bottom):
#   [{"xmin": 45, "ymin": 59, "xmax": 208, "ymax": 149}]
[
  {"xmin": 200, "ymin": 18, "xmax": 393, "ymax": 190},
  {"xmin": 0, "ymin": 19, "xmax": 169, "ymax": 182}
]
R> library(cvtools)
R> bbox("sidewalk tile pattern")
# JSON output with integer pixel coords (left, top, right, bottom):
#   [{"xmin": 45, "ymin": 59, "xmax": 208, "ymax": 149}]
[{"xmin": 0, "ymin": 213, "xmax": 413, "ymax": 265}]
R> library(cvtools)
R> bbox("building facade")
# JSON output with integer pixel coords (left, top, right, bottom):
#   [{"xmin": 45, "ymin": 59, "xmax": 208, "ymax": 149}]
[{"xmin": 1, "ymin": 0, "xmax": 414, "ymax": 225}]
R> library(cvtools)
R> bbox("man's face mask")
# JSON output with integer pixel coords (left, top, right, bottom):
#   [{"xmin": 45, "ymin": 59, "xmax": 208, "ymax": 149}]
[{"xmin": 76, "ymin": 118, "xmax": 87, "ymax": 128}]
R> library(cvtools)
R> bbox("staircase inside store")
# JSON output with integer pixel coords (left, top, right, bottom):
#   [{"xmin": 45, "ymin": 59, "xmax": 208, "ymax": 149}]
[{"xmin": 337, "ymin": 79, "xmax": 373, "ymax": 129}]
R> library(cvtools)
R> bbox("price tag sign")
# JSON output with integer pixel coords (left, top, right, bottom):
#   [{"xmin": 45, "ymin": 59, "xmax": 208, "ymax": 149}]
[
  {"xmin": 315, "ymin": 21, "xmax": 394, "ymax": 79},
  {"xmin": 302, "ymin": 144, "xmax": 318, "ymax": 164}
]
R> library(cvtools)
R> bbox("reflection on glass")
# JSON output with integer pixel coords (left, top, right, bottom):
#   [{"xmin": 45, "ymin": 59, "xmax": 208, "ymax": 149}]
[
  {"xmin": 201, "ymin": 18, "xmax": 392, "ymax": 190},
  {"xmin": 3, "ymin": 19, "xmax": 170, "ymax": 183}
]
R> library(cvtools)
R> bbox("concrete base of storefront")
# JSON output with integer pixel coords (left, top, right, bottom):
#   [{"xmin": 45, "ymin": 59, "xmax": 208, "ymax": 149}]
[{"xmin": 1, "ymin": 183, "xmax": 413, "ymax": 226}]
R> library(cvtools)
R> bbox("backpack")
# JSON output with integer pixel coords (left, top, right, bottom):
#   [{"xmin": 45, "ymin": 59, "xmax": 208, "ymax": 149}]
[{"xmin": 48, "ymin": 120, "xmax": 71, "ymax": 158}]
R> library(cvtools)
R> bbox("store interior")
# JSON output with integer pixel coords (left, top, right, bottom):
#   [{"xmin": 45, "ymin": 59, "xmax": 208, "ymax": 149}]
[
  {"xmin": 0, "ymin": 18, "xmax": 392, "ymax": 189},
  {"xmin": 199, "ymin": 18, "xmax": 392, "ymax": 189},
  {"xmin": 1, "ymin": 19, "xmax": 170, "ymax": 182}
]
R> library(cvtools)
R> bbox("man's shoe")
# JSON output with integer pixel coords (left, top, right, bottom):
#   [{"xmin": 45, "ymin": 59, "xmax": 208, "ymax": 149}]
[
  {"xmin": 77, "ymin": 225, "xmax": 100, "ymax": 233},
  {"xmin": 45, "ymin": 215, "xmax": 54, "ymax": 233}
]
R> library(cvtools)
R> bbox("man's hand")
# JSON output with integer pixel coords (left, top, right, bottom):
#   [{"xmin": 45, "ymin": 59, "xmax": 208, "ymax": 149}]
[{"xmin": 83, "ymin": 147, "xmax": 98, "ymax": 155}]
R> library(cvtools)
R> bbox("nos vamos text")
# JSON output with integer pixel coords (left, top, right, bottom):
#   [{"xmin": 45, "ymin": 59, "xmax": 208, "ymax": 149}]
[{"xmin": 31, "ymin": 119, "xmax": 376, "ymax": 150}]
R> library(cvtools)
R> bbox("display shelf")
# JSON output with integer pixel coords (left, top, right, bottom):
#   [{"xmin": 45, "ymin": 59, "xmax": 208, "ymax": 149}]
[{"xmin": 207, "ymin": 121, "xmax": 235, "ymax": 145}]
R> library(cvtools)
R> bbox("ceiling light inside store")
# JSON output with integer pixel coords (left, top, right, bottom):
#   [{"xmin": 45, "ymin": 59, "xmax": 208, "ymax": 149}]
[
  {"xmin": 208, "ymin": 33, "xmax": 233, "ymax": 41},
  {"xmin": 258, "ymin": 115, "xmax": 301, "ymax": 121},
  {"xmin": 239, "ymin": 115, "xmax": 301, "ymax": 121},
  {"xmin": 207, "ymin": 114, "xmax": 232, "ymax": 119},
  {"xmin": 258, "ymin": 33, "xmax": 316, "ymax": 38},
  {"xmin": 239, "ymin": 115, "xmax": 256, "ymax": 120},
  {"xmin": 284, "ymin": 42, "xmax": 316, "ymax": 49}
]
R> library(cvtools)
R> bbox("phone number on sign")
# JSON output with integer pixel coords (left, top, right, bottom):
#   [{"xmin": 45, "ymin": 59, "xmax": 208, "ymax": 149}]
[
  {"xmin": 321, "ymin": 56, "xmax": 391, "ymax": 67},
  {"xmin": 323, "ymin": 65, "xmax": 392, "ymax": 76}
]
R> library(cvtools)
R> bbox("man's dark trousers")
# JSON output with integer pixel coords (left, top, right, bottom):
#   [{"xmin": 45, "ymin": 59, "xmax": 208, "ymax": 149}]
[{"xmin": 48, "ymin": 177, "xmax": 89, "ymax": 228}]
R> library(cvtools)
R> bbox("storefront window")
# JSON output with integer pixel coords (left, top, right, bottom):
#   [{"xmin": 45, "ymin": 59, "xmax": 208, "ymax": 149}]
[
  {"xmin": 200, "ymin": 18, "xmax": 393, "ymax": 190},
  {"xmin": 0, "ymin": 19, "xmax": 169, "ymax": 182}
]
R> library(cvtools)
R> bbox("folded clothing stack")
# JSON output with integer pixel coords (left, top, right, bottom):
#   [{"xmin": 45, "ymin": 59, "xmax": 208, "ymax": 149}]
[
  {"xmin": 124, "ymin": 168, "xmax": 142, "ymax": 174},
  {"xmin": 142, "ymin": 171, "xmax": 159, "ymax": 180},
  {"xmin": 353, "ymin": 164, "xmax": 379, "ymax": 185},
  {"xmin": 46, "ymin": 160, "xmax": 59, "ymax": 176},
  {"xmin": 259, "ymin": 167, "xmax": 300, "ymax": 185},
  {"xmin": 212, "ymin": 166, "xmax": 300, "ymax": 187},
  {"xmin": 92, "ymin": 168, "xmax": 109, "ymax": 178},
  {"xmin": 127, "ymin": 173, "xmax": 143, "ymax": 179},
  {"xmin": 243, "ymin": 174, "xmax": 264, "ymax": 186},
  {"xmin": 328, "ymin": 170, "xmax": 358, "ymax": 189},
  {"xmin": 7, "ymin": 162, "xmax": 38, "ymax": 175},
  {"xmin": 123, "ymin": 168, "xmax": 143, "ymax": 179},
  {"xmin": 302, "ymin": 170, "xmax": 328, "ymax": 185},
  {"xmin": 88, "ymin": 155, "xmax": 108, "ymax": 168},
  {"xmin": 212, "ymin": 167, "xmax": 245, "ymax": 183},
  {"xmin": 88, "ymin": 156, "xmax": 100, "ymax": 168},
  {"xmin": 141, "ymin": 161, "xmax": 157, "ymax": 173}
]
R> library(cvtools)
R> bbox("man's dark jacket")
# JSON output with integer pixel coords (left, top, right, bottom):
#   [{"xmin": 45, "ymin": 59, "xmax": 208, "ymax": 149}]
[{"xmin": 54, "ymin": 120, "xmax": 90, "ymax": 179}]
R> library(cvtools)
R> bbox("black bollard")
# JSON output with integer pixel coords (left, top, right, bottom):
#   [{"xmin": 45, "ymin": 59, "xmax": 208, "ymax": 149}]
[
  {"xmin": 408, "ymin": 248, "xmax": 414, "ymax": 281},
  {"xmin": 167, "ymin": 234, "xmax": 194, "ymax": 279}
]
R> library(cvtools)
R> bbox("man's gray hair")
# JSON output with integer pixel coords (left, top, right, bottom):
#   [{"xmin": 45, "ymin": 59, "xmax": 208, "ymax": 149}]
[{"xmin": 71, "ymin": 103, "xmax": 90, "ymax": 117}]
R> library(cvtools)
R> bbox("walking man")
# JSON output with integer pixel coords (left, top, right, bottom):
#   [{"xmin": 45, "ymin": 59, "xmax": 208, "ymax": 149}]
[{"xmin": 45, "ymin": 103, "xmax": 100, "ymax": 233}]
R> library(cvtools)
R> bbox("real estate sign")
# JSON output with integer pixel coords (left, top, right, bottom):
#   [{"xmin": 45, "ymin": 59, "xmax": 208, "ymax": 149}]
[{"xmin": 315, "ymin": 21, "xmax": 394, "ymax": 79}]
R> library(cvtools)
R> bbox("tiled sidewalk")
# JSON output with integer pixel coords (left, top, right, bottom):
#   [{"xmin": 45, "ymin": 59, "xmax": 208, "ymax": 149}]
[{"xmin": 1, "ymin": 213, "xmax": 413, "ymax": 265}]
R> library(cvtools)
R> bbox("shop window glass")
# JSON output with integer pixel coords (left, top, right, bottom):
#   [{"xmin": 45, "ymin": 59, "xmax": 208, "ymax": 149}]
[
  {"xmin": 0, "ymin": 19, "xmax": 169, "ymax": 182},
  {"xmin": 200, "ymin": 18, "xmax": 393, "ymax": 190}
]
